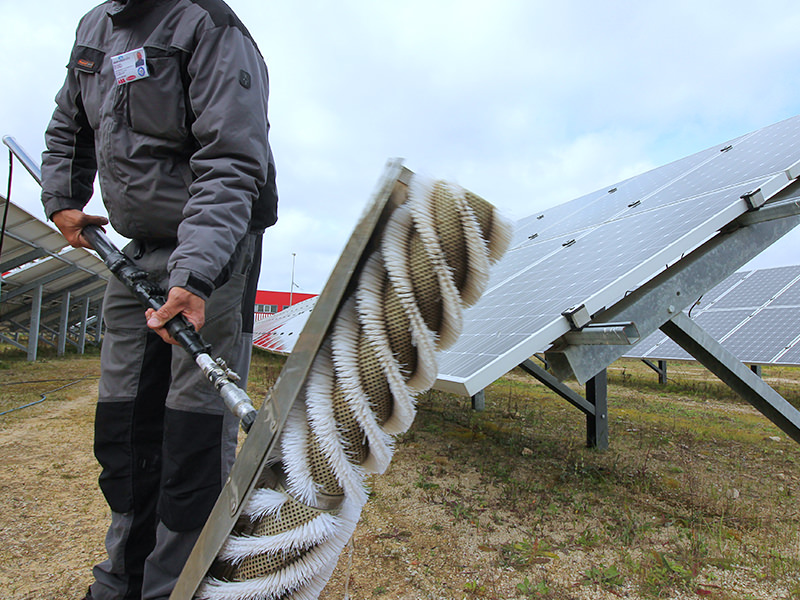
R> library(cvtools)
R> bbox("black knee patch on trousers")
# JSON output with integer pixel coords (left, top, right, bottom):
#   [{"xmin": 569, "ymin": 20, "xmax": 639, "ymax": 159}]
[
  {"xmin": 95, "ymin": 332, "xmax": 170, "ymax": 512},
  {"xmin": 159, "ymin": 407, "xmax": 224, "ymax": 531}
]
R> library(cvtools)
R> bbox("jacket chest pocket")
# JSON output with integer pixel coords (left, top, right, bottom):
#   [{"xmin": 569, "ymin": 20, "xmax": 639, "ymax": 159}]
[{"xmin": 127, "ymin": 48, "xmax": 190, "ymax": 141}]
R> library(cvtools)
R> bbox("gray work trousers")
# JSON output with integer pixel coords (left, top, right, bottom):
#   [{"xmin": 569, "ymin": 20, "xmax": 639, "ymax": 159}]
[{"xmin": 89, "ymin": 235, "xmax": 257, "ymax": 600}]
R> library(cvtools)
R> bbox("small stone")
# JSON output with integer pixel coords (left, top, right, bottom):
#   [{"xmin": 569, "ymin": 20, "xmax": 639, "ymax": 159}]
[
  {"xmin": 768, "ymin": 436, "xmax": 781, "ymax": 442},
  {"xmin": 726, "ymin": 488, "xmax": 740, "ymax": 500},
  {"xmin": 521, "ymin": 448, "xmax": 533, "ymax": 457}
]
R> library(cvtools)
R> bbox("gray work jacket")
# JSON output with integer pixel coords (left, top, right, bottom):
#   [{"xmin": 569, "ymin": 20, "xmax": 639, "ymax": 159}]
[{"xmin": 41, "ymin": 0, "xmax": 278, "ymax": 299}]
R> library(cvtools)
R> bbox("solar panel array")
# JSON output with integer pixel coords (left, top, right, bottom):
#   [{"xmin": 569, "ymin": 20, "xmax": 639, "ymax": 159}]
[
  {"xmin": 0, "ymin": 198, "xmax": 108, "ymax": 351},
  {"xmin": 628, "ymin": 265, "xmax": 800, "ymax": 365},
  {"xmin": 435, "ymin": 115, "xmax": 800, "ymax": 395}
]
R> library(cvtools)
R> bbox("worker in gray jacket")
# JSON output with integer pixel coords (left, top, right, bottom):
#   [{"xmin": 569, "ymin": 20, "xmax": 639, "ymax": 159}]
[{"xmin": 40, "ymin": 1, "xmax": 277, "ymax": 598}]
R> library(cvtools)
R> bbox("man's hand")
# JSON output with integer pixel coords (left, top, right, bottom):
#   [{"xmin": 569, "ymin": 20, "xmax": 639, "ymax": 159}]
[
  {"xmin": 51, "ymin": 209, "xmax": 109, "ymax": 249},
  {"xmin": 146, "ymin": 287, "xmax": 206, "ymax": 345}
]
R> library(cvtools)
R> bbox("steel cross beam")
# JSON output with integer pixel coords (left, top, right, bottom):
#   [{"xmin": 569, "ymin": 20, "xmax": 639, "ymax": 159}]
[
  {"xmin": 1, "ymin": 277, "xmax": 106, "ymax": 324},
  {"xmin": 0, "ymin": 247, "xmax": 48, "ymax": 272},
  {"xmin": 0, "ymin": 333, "xmax": 26, "ymax": 352},
  {"xmin": 520, "ymin": 358, "xmax": 595, "ymax": 415},
  {"xmin": 642, "ymin": 359, "xmax": 668, "ymax": 384},
  {"xmin": 1, "ymin": 263, "xmax": 83, "ymax": 302},
  {"xmin": 662, "ymin": 312, "xmax": 800, "ymax": 443}
]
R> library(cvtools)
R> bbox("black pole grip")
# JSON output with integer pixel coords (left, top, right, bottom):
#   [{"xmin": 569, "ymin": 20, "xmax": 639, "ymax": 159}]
[
  {"xmin": 82, "ymin": 224, "xmax": 117, "ymax": 260},
  {"xmin": 82, "ymin": 225, "xmax": 211, "ymax": 357}
]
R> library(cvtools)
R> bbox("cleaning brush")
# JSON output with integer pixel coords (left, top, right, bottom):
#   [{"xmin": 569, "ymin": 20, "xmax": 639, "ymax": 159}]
[{"xmin": 198, "ymin": 175, "xmax": 512, "ymax": 600}]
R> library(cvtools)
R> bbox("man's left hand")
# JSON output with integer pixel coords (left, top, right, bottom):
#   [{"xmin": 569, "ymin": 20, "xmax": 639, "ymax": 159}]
[{"xmin": 146, "ymin": 286, "xmax": 206, "ymax": 345}]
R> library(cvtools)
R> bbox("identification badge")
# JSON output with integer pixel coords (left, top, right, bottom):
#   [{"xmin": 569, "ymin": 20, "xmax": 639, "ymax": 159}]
[{"xmin": 111, "ymin": 47, "xmax": 149, "ymax": 85}]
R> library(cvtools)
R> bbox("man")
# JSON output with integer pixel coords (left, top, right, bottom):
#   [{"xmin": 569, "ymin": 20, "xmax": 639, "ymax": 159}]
[{"xmin": 40, "ymin": 1, "xmax": 277, "ymax": 598}]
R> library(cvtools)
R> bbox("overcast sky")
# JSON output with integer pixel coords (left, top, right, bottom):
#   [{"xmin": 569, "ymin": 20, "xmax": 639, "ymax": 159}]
[{"xmin": 2, "ymin": 0, "xmax": 800, "ymax": 294}]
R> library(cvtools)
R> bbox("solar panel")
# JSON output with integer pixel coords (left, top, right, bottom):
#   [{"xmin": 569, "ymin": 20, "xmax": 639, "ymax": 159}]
[
  {"xmin": 1, "ymin": 219, "xmax": 108, "ymax": 319},
  {"xmin": 0, "ymin": 200, "xmax": 69, "ymax": 271},
  {"xmin": 731, "ymin": 308, "xmax": 800, "ymax": 363},
  {"xmin": 629, "ymin": 265, "xmax": 800, "ymax": 365},
  {"xmin": 711, "ymin": 267, "xmax": 800, "ymax": 309},
  {"xmin": 0, "ymin": 196, "xmax": 109, "ymax": 356},
  {"xmin": 436, "ymin": 115, "xmax": 800, "ymax": 395},
  {"xmin": 252, "ymin": 296, "xmax": 319, "ymax": 355}
]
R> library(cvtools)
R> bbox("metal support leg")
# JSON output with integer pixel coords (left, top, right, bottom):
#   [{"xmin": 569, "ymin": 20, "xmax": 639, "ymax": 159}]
[
  {"xmin": 94, "ymin": 298, "xmax": 104, "ymax": 344},
  {"xmin": 585, "ymin": 369, "xmax": 609, "ymax": 450},
  {"xmin": 642, "ymin": 358, "xmax": 668, "ymax": 384},
  {"xmin": 77, "ymin": 296, "xmax": 90, "ymax": 354},
  {"xmin": 750, "ymin": 364, "xmax": 762, "ymax": 377},
  {"xmin": 27, "ymin": 284, "xmax": 43, "ymax": 362},
  {"xmin": 471, "ymin": 389, "xmax": 486, "ymax": 411},
  {"xmin": 519, "ymin": 359, "xmax": 609, "ymax": 449},
  {"xmin": 58, "ymin": 290, "xmax": 71, "ymax": 357},
  {"xmin": 661, "ymin": 312, "xmax": 800, "ymax": 443}
]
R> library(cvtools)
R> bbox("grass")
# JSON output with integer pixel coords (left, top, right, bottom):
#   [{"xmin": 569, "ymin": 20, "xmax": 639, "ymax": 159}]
[
  {"xmin": 396, "ymin": 359, "xmax": 800, "ymax": 599},
  {"xmin": 0, "ymin": 344, "xmax": 102, "ymax": 422}
]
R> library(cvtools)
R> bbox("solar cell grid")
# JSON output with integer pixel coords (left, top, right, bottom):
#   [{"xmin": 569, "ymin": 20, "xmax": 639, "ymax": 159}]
[
  {"xmin": 711, "ymin": 267, "xmax": 800, "ymax": 309},
  {"xmin": 772, "ymin": 279, "xmax": 800, "ymax": 307},
  {"xmin": 513, "ymin": 142, "xmax": 731, "ymax": 244},
  {"xmin": 723, "ymin": 307, "xmax": 800, "ymax": 363},
  {"xmin": 777, "ymin": 341, "xmax": 800, "ymax": 365},
  {"xmin": 513, "ymin": 121, "xmax": 799, "ymax": 253},
  {"xmin": 694, "ymin": 271, "xmax": 750, "ymax": 307}
]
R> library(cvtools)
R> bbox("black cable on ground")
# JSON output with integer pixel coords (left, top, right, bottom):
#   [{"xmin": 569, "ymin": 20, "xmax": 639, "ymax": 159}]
[
  {"xmin": 0, "ymin": 376, "xmax": 98, "ymax": 417},
  {"xmin": 0, "ymin": 378, "xmax": 83, "ymax": 386}
]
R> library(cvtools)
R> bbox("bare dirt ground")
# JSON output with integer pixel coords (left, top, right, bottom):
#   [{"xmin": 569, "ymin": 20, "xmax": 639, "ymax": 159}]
[
  {"xmin": 0, "ymin": 368, "xmax": 107, "ymax": 599},
  {"xmin": 2, "ymin": 353, "xmax": 799, "ymax": 600}
]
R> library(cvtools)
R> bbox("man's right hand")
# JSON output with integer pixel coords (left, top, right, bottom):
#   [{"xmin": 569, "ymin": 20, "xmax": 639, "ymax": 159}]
[{"xmin": 51, "ymin": 209, "xmax": 109, "ymax": 249}]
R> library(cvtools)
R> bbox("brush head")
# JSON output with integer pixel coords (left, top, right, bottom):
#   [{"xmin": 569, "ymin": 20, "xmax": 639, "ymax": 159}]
[{"xmin": 200, "ymin": 174, "xmax": 512, "ymax": 600}]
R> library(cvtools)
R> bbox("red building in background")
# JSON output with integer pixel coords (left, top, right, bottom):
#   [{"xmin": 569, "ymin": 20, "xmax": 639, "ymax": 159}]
[{"xmin": 254, "ymin": 290, "xmax": 317, "ymax": 319}]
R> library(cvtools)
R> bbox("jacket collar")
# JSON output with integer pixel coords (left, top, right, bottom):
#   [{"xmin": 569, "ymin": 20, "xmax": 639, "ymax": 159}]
[{"xmin": 107, "ymin": 0, "xmax": 163, "ymax": 24}]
